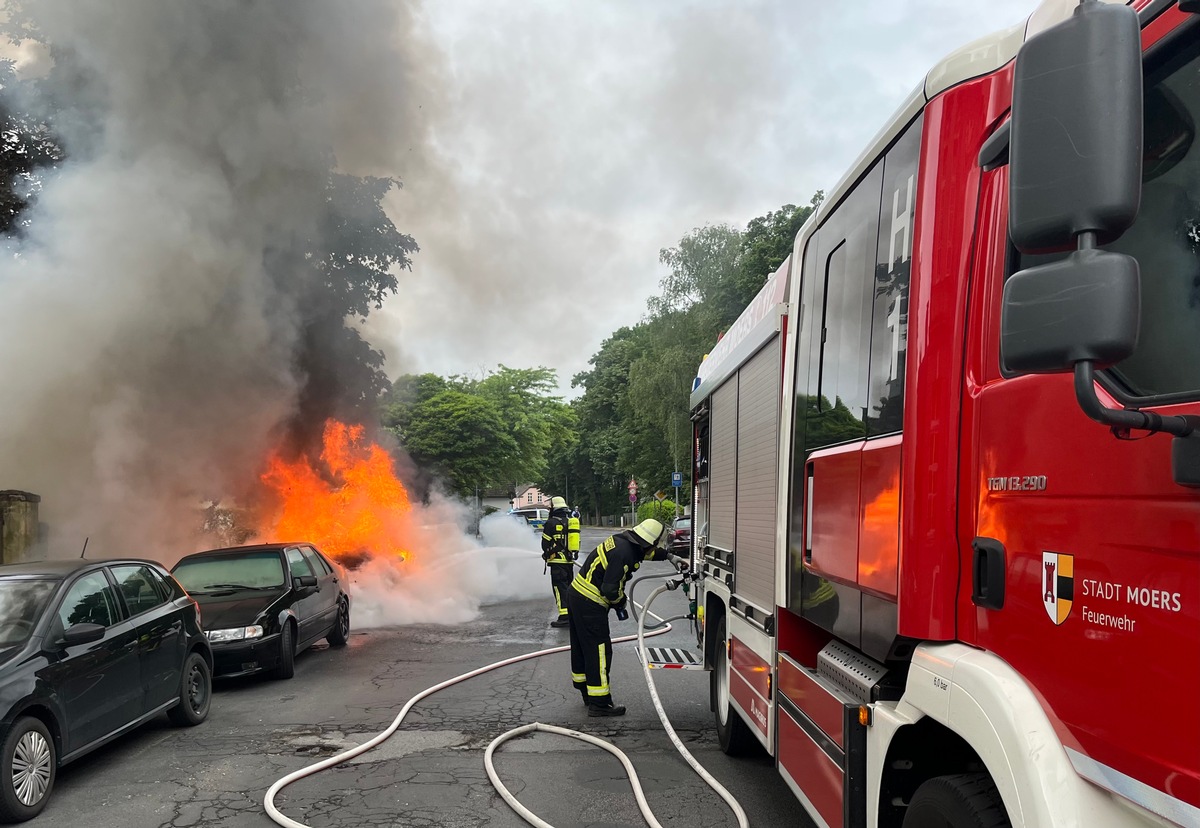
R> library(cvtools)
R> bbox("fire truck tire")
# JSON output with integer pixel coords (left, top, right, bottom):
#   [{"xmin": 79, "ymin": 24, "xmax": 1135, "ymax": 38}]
[
  {"xmin": 273, "ymin": 621, "xmax": 296, "ymax": 680},
  {"xmin": 711, "ymin": 617, "xmax": 758, "ymax": 756},
  {"xmin": 902, "ymin": 773, "xmax": 1011, "ymax": 828}
]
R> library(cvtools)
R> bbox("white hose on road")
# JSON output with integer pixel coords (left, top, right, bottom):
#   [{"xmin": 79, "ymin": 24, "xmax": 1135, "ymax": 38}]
[{"xmin": 264, "ymin": 578, "xmax": 748, "ymax": 828}]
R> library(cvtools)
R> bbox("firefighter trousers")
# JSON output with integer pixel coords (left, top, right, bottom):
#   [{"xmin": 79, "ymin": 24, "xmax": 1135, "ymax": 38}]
[
  {"xmin": 549, "ymin": 562, "xmax": 573, "ymax": 618},
  {"xmin": 567, "ymin": 589, "xmax": 613, "ymax": 706}
]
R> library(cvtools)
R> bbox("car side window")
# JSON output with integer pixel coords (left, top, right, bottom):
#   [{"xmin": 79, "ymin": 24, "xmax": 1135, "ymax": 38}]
[
  {"xmin": 285, "ymin": 548, "xmax": 313, "ymax": 579},
  {"xmin": 110, "ymin": 565, "xmax": 168, "ymax": 617},
  {"xmin": 58, "ymin": 572, "xmax": 121, "ymax": 629},
  {"xmin": 301, "ymin": 547, "xmax": 332, "ymax": 576}
]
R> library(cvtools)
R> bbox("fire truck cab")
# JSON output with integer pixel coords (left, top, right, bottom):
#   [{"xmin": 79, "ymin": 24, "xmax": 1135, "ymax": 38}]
[{"xmin": 689, "ymin": 2, "xmax": 1200, "ymax": 826}]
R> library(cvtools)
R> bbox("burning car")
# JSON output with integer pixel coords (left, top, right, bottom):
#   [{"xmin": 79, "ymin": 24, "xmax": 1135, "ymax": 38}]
[{"xmin": 171, "ymin": 543, "xmax": 350, "ymax": 680}]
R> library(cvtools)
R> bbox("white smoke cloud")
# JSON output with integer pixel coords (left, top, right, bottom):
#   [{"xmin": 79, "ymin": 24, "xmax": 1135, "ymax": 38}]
[{"xmin": 347, "ymin": 509, "xmax": 548, "ymax": 628}]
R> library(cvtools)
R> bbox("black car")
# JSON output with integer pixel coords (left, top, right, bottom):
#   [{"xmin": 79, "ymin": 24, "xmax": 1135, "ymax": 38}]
[
  {"xmin": 0, "ymin": 558, "xmax": 211, "ymax": 823},
  {"xmin": 171, "ymin": 543, "xmax": 350, "ymax": 680}
]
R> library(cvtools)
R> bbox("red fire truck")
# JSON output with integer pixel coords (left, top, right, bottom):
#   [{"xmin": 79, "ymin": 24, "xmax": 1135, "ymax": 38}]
[{"xmin": 687, "ymin": 1, "xmax": 1200, "ymax": 826}]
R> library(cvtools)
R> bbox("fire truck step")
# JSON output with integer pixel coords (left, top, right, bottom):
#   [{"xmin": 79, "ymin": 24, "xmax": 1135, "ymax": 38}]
[{"xmin": 639, "ymin": 646, "xmax": 704, "ymax": 670}]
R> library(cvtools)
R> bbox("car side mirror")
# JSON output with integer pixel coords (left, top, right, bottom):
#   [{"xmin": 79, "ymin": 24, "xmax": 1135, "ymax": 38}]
[
  {"xmin": 293, "ymin": 575, "xmax": 318, "ymax": 591},
  {"xmin": 61, "ymin": 623, "xmax": 105, "ymax": 647}
]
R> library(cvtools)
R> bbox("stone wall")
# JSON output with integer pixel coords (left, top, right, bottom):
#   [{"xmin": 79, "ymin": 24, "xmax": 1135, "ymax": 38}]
[{"xmin": 0, "ymin": 491, "xmax": 41, "ymax": 564}]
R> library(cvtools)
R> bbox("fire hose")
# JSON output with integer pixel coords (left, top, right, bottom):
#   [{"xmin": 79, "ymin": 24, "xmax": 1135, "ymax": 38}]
[{"xmin": 263, "ymin": 570, "xmax": 750, "ymax": 828}]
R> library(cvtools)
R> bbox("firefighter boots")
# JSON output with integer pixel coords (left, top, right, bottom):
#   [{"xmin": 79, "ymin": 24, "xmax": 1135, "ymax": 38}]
[{"xmin": 587, "ymin": 704, "xmax": 626, "ymax": 717}]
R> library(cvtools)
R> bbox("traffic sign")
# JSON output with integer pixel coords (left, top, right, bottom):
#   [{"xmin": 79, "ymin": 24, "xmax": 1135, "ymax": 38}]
[
  {"xmin": 629, "ymin": 493, "xmax": 637, "ymax": 503},
  {"xmin": 654, "ymin": 490, "xmax": 666, "ymax": 502},
  {"xmin": 671, "ymin": 472, "xmax": 683, "ymax": 487},
  {"xmin": 627, "ymin": 478, "xmax": 638, "ymax": 494}
]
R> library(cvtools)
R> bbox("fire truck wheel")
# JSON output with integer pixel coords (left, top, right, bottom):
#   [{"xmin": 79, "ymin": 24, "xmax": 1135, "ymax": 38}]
[
  {"xmin": 273, "ymin": 621, "xmax": 296, "ymax": 680},
  {"xmin": 710, "ymin": 616, "xmax": 759, "ymax": 756},
  {"xmin": 902, "ymin": 773, "xmax": 1010, "ymax": 828}
]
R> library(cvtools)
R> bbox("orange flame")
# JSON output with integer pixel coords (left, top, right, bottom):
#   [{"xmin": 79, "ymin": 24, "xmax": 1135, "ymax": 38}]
[{"xmin": 258, "ymin": 419, "xmax": 414, "ymax": 565}]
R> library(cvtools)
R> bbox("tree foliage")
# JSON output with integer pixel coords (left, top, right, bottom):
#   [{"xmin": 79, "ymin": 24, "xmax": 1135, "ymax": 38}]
[
  {"xmin": 549, "ymin": 196, "xmax": 824, "ymax": 520},
  {"xmin": 0, "ymin": 59, "xmax": 63, "ymax": 235},
  {"xmin": 637, "ymin": 499, "xmax": 678, "ymax": 524},
  {"xmin": 381, "ymin": 366, "xmax": 576, "ymax": 497}
]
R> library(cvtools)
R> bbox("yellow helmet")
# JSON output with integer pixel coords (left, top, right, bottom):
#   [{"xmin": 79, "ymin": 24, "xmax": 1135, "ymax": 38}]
[
  {"xmin": 550, "ymin": 496, "xmax": 568, "ymax": 509},
  {"xmin": 632, "ymin": 518, "xmax": 666, "ymax": 547}
]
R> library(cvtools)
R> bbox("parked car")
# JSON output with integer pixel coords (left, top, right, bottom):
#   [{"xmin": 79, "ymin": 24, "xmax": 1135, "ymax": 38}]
[
  {"xmin": 170, "ymin": 543, "xmax": 350, "ymax": 680},
  {"xmin": 670, "ymin": 517, "xmax": 691, "ymax": 555},
  {"xmin": 0, "ymin": 558, "xmax": 211, "ymax": 822}
]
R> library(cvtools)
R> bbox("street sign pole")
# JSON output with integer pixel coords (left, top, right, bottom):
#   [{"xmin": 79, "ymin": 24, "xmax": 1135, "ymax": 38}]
[
  {"xmin": 627, "ymin": 478, "xmax": 638, "ymax": 526},
  {"xmin": 671, "ymin": 471, "xmax": 683, "ymax": 520}
]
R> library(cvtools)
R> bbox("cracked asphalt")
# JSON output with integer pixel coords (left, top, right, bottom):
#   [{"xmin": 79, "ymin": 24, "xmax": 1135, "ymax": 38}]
[{"xmin": 42, "ymin": 529, "xmax": 814, "ymax": 828}]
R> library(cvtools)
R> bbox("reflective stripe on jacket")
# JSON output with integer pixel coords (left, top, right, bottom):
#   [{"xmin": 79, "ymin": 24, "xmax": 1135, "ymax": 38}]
[
  {"xmin": 541, "ymin": 511, "xmax": 571, "ymax": 564},
  {"xmin": 571, "ymin": 531, "xmax": 666, "ymax": 609}
]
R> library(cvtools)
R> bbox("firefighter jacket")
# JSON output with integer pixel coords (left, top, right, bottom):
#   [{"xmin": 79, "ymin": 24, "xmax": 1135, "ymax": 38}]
[
  {"xmin": 541, "ymin": 509, "xmax": 573, "ymax": 564},
  {"xmin": 571, "ymin": 530, "xmax": 668, "ymax": 609}
]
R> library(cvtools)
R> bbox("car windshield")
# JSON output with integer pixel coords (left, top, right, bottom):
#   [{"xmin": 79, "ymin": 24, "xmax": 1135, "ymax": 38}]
[
  {"xmin": 0, "ymin": 579, "xmax": 56, "ymax": 648},
  {"xmin": 172, "ymin": 552, "xmax": 285, "ymax": 593}
]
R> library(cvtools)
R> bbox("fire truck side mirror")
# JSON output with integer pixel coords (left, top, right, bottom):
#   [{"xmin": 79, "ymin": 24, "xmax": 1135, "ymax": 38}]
[
  {"xmin": 1008, "ymin": 0, "xmax": 1143, "ymax": 253},
  {"xmin": 1000, "ymin": 250, "xmax": 1139, "ymax": 375}
]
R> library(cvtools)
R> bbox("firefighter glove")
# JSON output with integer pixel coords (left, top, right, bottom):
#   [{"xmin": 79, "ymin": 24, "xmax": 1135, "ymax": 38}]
[{"xmin": 614, "ymin": 606, "xmax": 629, "ymax": 621}]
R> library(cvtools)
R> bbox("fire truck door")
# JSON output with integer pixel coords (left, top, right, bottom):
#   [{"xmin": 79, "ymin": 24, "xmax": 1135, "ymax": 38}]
[{"xmin": 966, "ymin": 48, "xmax": 1200, "ymax": 811}]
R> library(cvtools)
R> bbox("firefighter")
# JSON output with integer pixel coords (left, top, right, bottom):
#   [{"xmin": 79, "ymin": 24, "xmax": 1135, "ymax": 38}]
[
  {"xmin": 568, "ymin": 518, "xmax": 682, "ymax": 716},
  {"xmin": 541, "ymin": 496, "xmax": 575, "ymax": 628}
]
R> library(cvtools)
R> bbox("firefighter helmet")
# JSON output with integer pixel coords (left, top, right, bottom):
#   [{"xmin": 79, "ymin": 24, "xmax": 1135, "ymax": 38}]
[
  {"xmin": 550, "ymin": 496, "xmax": 568, "ymax": 509},
  {"xmin": 632, "ymin": 518, "xmax": 666, "ymax": 547}
]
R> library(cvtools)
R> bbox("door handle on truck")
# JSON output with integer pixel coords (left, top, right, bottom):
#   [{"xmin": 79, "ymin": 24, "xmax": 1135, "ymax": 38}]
[
  {"xmin": 804, "ymin": 463, "xmax": 814, "ymax": 563},
  {"xmin": 972, "ymin": 537, "xmax": 1006, "ymax": 610}
]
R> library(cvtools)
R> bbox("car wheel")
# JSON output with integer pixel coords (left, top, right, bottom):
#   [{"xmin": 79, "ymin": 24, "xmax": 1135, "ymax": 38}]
[
  {"xmin": 902, "ymin": 774, "xmax": 1011, "ymax": 828},
  {"xmin": 273, "ymin": 621, "xmax": 296, "ymax": 680},
  {"xmin": 326, "ymin": 599, "xmax": 350, "ymax": 647},
  {"xmin": 711, "ymin": 616, "xmax": 760, "ymax": 756},
  {"xmin": 0, "ymin": 717, "xmax": 55, "ymax": 823},
  {"xmin": 167, "ymin": 652, "xmax": 212, "ymax": 727}
]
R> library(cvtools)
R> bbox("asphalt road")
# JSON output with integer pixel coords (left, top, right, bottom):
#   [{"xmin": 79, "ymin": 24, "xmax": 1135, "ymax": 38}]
[{"xmin": 42, "ymin": 527, "xmax": 814, "ymax": 828}]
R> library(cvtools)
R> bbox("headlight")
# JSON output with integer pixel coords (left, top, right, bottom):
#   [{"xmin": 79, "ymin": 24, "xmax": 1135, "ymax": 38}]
[{"xmin": 205, "ymin": 625, "xmax": 265, "ymax": 642}]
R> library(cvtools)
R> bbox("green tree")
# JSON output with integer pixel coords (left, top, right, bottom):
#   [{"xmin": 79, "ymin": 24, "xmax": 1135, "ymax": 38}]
[
  {"xmin": 560, "ymin": 194, "xmax": 825, "ymax": 520},
  {"xmin": 653, "ymin": 223, "xmax": 745, "ymax": 329},
  {"xmin": 401, "ymin": 390, "xmax": 519, "ymax": 496},
  {"xmin": 380, "ymin": 373, "xmax": 448, "ymax": 439},
  {"xmin": 384, "ymin": 366, "xmax": 577, "ymax": 498},
  {"xmin": 278, "ymin": 172, "xmax": 418, "ymax": 451},
  {"xmin": 737, "ymin": 192, "xmax": 823, "ymax": 307},
  {"xmin": 0, "ymin": 59, "xmax": 63, "ymax": 235},
  {"xmin": 637, "ymin": 499, "xmax": 677, "ymax": 524}
]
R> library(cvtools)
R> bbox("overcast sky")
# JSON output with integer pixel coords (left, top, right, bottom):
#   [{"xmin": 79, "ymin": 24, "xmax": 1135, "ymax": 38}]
[{"xmin": 365, "ymin": 0, "xmax": 1040, "ymax": 394}]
